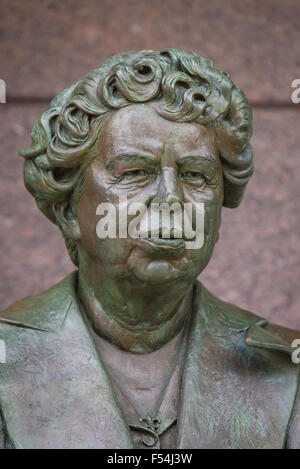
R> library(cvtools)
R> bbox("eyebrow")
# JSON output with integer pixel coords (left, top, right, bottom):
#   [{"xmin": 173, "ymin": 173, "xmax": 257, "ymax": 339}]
[
  {"xmin": 106, "ymin": 152, "xmax": 159, "ymax": 170},
  {"xmin": 177, "ymin": 154, "xmax": 218, "ymax": 169}
]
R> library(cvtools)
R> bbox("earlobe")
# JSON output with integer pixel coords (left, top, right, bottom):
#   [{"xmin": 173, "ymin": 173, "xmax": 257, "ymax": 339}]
[
  {"xmin": 53, "ymin": 204, "xmax": 82, "ymax": 241},
  {"xmin": 63, "ymin": 219, "xmax": 82, "ymax": 241}
]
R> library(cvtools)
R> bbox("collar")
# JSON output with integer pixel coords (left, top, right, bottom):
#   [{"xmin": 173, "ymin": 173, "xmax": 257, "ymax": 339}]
[{"xmin": 0, "ymin": 271, "xmax": 296, "ymax": 357}]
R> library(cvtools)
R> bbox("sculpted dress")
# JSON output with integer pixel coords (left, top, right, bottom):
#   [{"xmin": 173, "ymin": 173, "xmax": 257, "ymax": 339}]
[{"xmin": 0, "ymin": 272, "xmax": 299, "ymax": 449}]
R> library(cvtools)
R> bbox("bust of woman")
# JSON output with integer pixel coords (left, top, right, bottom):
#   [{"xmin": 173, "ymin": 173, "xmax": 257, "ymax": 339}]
[{"xmin": 0, "ymin": 48, "xmax": 299, "ymax": 449}]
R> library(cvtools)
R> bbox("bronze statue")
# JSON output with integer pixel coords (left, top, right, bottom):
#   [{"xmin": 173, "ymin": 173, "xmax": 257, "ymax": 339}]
[{"xmin": 0, "ymin": 49, "xmax": 299, "ymax": 449}]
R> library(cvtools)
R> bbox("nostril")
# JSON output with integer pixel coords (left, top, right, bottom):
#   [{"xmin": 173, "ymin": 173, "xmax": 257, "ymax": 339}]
[
  {"xmin": 166, "ymin": 196, "xmax": 175, "ymax": 205},
  {"xmin": 165, "ymin": 193, "xmax": 182, "ymax": 205}
]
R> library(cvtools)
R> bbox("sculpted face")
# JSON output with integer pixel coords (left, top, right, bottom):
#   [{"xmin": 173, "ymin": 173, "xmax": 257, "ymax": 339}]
[
  {"xmin": 18, "ymin": 49, "xmax": 254, "ymax": 348},
  {"xmin": 77, "ymin": 104, "xmax": 223, "ymax": 288}
]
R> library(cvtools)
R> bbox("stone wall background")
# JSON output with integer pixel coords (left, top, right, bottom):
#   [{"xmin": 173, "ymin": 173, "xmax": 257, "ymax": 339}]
[{"xmin": 0, "ymin": 0, "xmax": 299, "ymax": 328}]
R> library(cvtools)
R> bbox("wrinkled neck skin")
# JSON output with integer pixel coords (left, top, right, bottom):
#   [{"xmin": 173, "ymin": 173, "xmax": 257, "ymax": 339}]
[{"xmin": 78, "ymin": 256, "xmax": 194, "ymax": 353}]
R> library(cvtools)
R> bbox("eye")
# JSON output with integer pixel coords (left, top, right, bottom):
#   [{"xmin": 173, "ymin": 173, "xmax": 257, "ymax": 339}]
[
  {"xmin": 122, "ymin": 169, "xmax": 151, "ymax": 179},
  {"xmin": 181, "ymin": 171, "xmax": 202, "ymax": 179},
  {"xmin": 180, "ymin": 171, "xmax": 207, "ymax": 188}
]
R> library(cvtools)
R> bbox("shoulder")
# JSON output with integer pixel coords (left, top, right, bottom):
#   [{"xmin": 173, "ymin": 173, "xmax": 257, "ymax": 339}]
[
  {"xmin": 0, "ymin": 272, "xmax": 78, "ymax": 333},
  {"xmin": 196, "ymin": 280, "xmax": 300, "ymax": 356}
]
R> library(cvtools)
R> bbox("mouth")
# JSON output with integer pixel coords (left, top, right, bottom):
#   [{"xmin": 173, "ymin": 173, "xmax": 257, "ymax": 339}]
[{"xmin": 134, "ymin": 236, "xmax": 186, "ymax": 258}]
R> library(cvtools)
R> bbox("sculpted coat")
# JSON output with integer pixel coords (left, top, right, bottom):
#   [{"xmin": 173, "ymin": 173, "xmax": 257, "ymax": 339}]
[{"xmin": 0, "ymin": 273, "xmax": 299, "ymax": 448}]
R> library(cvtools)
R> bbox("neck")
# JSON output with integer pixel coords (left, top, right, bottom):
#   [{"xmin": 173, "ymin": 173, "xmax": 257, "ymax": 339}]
[{"xmin": 78, "ymin": 260, "xmax": 194, "ymax": 353}]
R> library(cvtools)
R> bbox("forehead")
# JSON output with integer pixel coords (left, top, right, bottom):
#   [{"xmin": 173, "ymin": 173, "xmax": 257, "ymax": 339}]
[{"xmin": 97, "ymin": 104, "xmax": 217, "ymax": 159}]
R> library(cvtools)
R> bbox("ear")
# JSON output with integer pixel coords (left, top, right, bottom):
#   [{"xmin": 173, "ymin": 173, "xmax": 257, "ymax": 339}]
[
  {"xmin": 61, "ymin": 218, "xmax": 82, "ymax": 241},
  {"xmin": 53, "ymin": 202, "xmax": 81, "ymax": 241}
]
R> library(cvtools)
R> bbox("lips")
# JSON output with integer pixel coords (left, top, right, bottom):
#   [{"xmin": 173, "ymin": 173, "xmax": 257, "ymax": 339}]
[
  {"xmin": 143, "ymin": 237, "xmax": 185, "ymax": 248},
  {"xmin": 138, "ymin": 226, "xmax": 196, "ymax": 242},
  {"xmin": 134, "ymin": 236, "xmax": 186, "ymax": 258}
]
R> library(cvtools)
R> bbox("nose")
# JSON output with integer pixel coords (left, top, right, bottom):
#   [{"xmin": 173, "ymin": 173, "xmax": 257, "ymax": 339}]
[{"xmin": 153, "ymin": 167, "xmax": 183, "ymax": 205}]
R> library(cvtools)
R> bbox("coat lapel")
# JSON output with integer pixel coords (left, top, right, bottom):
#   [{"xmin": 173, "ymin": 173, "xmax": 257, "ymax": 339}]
[
  {"xmin": 0, "ymin": 274, "xmax": 133, "ymax": 449},
  {"xmin": 177, "ymin": 282, "xmax": 299, "ymax": 449}
]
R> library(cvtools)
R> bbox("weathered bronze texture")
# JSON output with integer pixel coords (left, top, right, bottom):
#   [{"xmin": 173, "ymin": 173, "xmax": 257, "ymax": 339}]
[{"xmin": 0, "ymin": 49, "xmax": 299, "ymax": 449}]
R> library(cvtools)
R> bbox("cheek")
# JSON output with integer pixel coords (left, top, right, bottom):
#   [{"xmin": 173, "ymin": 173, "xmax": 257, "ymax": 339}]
[
  {"xmin": 184, "ymin": 183, "xmax": 223, "ymax": 236},
  {"xmin": 77, "ymin": 193, "xmax": 99, "ymax": 246},
  {"xmin": 205, "ymin": 187, "xmax": 223, "ymax": 237},
  {"xmin": 204, "ymin": 202, "xmax": 220, "ymax": 240},
  {"xmin": 185, "ymin": 195, "xmax": 222, "ymax": 276},
  {"xmin": 78, "ymin": 197, "xmax": 135, "ymax": 269},
  {"xmin": 77, "ymin": 168, "xmax": 110, "ymax": 240},
  {"xmin": 77, "ymin": 172, "xmax": 135, "ymax": 266},
  {"xmin": 204, "ymin": 174, "xmax": 223, "ymax": 235}
]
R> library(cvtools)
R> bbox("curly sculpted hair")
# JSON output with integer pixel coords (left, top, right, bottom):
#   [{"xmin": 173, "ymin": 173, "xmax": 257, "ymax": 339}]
[{"xmin": 20, "ymin": 48, "xmax": 253, "ymax": 266}]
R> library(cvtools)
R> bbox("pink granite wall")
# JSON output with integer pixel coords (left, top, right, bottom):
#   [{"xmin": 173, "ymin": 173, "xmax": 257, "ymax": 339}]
[{"xmin": 0, "ymin": 0, "xmax": 299, "ymax": 328}]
